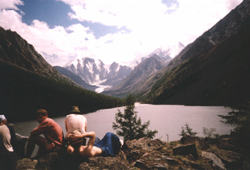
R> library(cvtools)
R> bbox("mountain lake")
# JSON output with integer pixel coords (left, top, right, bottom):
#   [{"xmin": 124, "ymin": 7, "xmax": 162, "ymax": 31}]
[{"xmin": 14, "ymin": 103, "xmax": 233, "ymax": 142}]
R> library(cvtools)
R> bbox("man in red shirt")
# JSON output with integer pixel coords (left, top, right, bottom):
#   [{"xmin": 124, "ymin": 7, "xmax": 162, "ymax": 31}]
[{"xmin": 26, "ymin": 108, "xmax": 63, "ymax": 158}]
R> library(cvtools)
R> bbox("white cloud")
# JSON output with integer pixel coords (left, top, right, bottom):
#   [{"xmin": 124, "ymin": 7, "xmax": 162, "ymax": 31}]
[
  {"xmin": 227, "ymin": 0, "xmax": 243, "ymax": 10},
  {"xmin": 57, "ymin": 0, "xmax": 243, "ymax": 64},
  {"xmin": 0, "ymin": 9, "xmax": 94, "ymax": 66},
  {"xmin": 0, "ymin": 0, "xmax": 243, "ymax": 66},
  {"xmin": 0, "ymin": 0, "xmax": 23, "ymax": 10}
]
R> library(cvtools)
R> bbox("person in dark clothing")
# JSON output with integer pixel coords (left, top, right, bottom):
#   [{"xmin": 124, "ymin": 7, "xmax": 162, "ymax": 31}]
[
  {"xmin": 67, "ymin": 131, "xmax": 121, "ymax": 157},
  {"xmin": 93, "ymin": 132, "xmax": 121, "ymax": 156}
]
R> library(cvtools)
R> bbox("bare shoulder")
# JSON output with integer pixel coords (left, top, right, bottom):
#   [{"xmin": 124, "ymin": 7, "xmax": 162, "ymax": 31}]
[{"xmin": 79, "ymin": 145, "xmax": 102, "ymax": 157}]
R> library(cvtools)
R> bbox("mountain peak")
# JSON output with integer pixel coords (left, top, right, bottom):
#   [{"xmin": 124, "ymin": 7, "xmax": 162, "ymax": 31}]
[
  {"xmin": 65, "ymin": 57, "xmax": 132, "ymax": 92},
  {"xmin": 150, "ymin": 48, "xmax": 170, "ymax": 58}
]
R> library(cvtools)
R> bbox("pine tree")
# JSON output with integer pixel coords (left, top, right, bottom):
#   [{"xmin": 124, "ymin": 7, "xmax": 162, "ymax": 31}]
[
  {"xmin": 219, "ymin": 103, "xmax": 250, "ymax": 152},
  {"xmin": 179, "ymin": 123, "xmax": 197, "ymax": 138},
  {"xmin": 112, "ymin": 95, "xmax": 157, "ymax": 141}
]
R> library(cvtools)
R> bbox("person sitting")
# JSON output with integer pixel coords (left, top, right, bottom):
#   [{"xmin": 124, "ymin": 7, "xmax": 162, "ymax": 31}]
[
  {"xmin": 0, "ymin": 115, "xmax": 18, "ymax": 151},
  {"xmin": 0, "ymin": 114, "xmax": 17, "ymax": 170},
  {"xmin": 64, "ymin": 106, "xmax": 87, "ymax": 155},
  {"xmin": 67, "ymin": 131, "xmax": 121, "ymax": 157},
  {"xmin": 26, "ymin": 108, "xmax": 64, "ymax": 158}
]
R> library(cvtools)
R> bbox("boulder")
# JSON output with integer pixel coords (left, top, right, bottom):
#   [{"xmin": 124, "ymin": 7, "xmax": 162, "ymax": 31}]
[
  {"xmin": 122, "ymin": 137, "xmax": 168, "ymax": 162},
  {"xmin": 208, "ymin": 146, "xmax": 242, "ymax": 169},
  {"xmin": 201, "ymin": 151, "xmax": 226, "ymax": 170},
  {"xmin": 173, "ymin": 143, "xmax": 198, "ymax": 159}
]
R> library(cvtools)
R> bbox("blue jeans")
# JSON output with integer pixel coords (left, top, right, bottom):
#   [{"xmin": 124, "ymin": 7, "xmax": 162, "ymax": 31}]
[{"xmin": 94, "ymin": 132, "xmax": 121, "ymax": 156}]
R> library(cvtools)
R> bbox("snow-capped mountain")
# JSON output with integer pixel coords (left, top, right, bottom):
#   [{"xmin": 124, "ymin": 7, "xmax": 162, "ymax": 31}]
[
  {"xmin": 65, "ymin": 57, "xmax": 132, "ymax": 92},
  {"xmin": 103, "ymin": 49, "xmax": 172, "ymax": 97}
]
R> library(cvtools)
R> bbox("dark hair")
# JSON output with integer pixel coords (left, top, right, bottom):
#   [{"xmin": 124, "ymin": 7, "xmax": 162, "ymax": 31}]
[{"xmin": 36, "ymin": 108, "xmax": 48, "ymax": 117}]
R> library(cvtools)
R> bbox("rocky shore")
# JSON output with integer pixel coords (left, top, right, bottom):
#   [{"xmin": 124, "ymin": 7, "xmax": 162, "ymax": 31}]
[{"xmin": 16, "ymin": 136, "xmax": 250, "ymax": 170}]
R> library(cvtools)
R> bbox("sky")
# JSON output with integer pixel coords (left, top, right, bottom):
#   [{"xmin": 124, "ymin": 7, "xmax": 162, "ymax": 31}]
[{"xmin": 0, "ymin": 0, "xmax": 243, "ymax": 66}]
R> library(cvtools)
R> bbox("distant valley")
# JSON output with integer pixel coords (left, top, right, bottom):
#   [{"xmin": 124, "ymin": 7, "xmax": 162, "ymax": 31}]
[
  {"xmin": 0, "ymin": 0, "xmax": 249, "ymax": 122},
  {"xmin": 45, "ymin": 0, "xmax": 250, "ymax": 106},
  {"xmin": 58, "ymin": 57, "xmax": 132, "ymax": 93},
  {"xmin": 56, "ymin": 49, "xmax": 172, "ymax": 96}
]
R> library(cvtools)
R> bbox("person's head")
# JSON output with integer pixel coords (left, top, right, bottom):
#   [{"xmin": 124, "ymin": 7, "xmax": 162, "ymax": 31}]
[
  {"xmin": 70, "ymin": 106, "xmax": 81, "ymax": 113},
  {"xmin": 36, "ymin": 108, "xmax": 48, "ymax": 123},
  {"xmin": 0, "ymin": 114, "xmax": 7, "ymax": 125}
]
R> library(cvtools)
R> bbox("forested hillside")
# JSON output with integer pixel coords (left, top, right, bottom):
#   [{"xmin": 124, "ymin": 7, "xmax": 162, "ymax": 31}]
[{"xmin": 0, "ymin": 27, "xmax": 122, "ymax": 121}]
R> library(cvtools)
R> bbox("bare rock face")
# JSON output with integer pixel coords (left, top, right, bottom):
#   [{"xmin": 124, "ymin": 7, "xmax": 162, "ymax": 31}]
[
  {"xmin": 16, "ymin": 136, "xmax": 248, "ymax": 170},
  {"xmin": 202, "ymin": 151, "xmax": 226, "ymax": 170},
  {"xmin": 78, "ymin": 152, "xmax": 129, "ymax": 170},
  {"xmin": 16, "ymin": 158, "xmax": 38, "ymax": 170},
  {"xmin": 173, "ymin": 143, "xmax": 198, "ymax": 158}
]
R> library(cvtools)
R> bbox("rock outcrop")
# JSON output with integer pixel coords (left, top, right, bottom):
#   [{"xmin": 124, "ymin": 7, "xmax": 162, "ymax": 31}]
[{"xmin": 16, "ymin": 136, "xmax": 250, "ymax": 170}]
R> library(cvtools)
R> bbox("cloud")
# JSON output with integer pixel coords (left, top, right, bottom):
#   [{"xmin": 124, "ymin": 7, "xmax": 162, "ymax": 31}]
[
  {"xmin": 0, "ymin": 0, "xmax": 243, "ymax": 66},
  {"xmin": 0, "ymin": 0, "xmax": 23, "ymax": 10},
  {"xmin": 227, "ymin": 0, "xmax": 242, "ymax": 10},
  {"xmin": 0, "ymin": 8, "xmax": 94, "ymax": 66},
  {"xmin": 58, "ymin": 0, "xmax": 243, "ymax": 61}
]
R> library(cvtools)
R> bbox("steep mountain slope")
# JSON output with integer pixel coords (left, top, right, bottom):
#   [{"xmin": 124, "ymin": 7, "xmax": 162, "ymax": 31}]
[
  {"xmin": 0, "ymin": 27, "xmax": 122, "ymax": 121},
  {"xmin": 101, "ymin": 62, "xmax": 132, "ymax": 88},
  {"xmin": 147, "ymin": 0, "xmax": 250, "ymax": 105},
  {"xmin": 65, "ymin": 58, "xmax": 132, "ymax": 92},
  {"xmin": 54, "ymin": 66, "xmax": 97, "ymax": 91},
  {"xmin": 103, "ymin": 52, "xmax": 171, "ymax": 97},
  {"xmin": 0, "ymin": 27, "xmax": 57, "ymax": 78}
]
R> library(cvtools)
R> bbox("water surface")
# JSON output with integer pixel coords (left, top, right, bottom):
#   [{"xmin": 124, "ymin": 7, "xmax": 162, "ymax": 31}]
[{"xmin": 14, "ymin": 104, "xmax": 232, "ymax": 141}]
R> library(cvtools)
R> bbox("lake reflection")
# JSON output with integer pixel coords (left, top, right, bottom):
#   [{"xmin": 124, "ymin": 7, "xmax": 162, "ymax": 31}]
[{"xmin": 14, "ymin": 104, "xmax": 232, "ymax": 141}]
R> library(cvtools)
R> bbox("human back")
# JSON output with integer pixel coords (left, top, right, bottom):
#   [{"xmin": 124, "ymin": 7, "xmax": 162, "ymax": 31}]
[
  {"xmin": 0, "ymin": 114, "xmax": 17, "ymax": 170},
  {"xmin": 64, "ymin": 106, "xmax": 88, "ymax": 155},
  {"xmin": 65, "ymin": 114, "xmax": 87, "ymax": 137},
  {"xmin": 0, "ymin": 123, "xmax": 13, "ymax": 152},
  {"xmin": 26, "ymin": 108, "xmax": 63, "ymax": 158},
  {"xmin": 37, "ymin": 117, "xmax": 63, "ymax": 144}
]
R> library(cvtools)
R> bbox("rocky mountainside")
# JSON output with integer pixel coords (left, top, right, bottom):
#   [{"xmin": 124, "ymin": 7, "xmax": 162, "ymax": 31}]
[
  {"xmin": 0, "ymin": 27, "xmax": 122, "ymax": 121},
  {"xmin": 54, "ymin": 66, "xmax": 97, "ymax": 91},
  {"xmin": 16, "ymin": 136, "xmax": 249, "ymax": 170},
  {"xmin": 103, "ymin": 50, "xmax": 171, "ymax": 97},
  {"xmin": 64, "ymin": 58, "xmax": 132, "ymax": 92},
  {"xmin": 0, "ymin": 27, "xmax": 60, "ymax": 79},
  {"xmin": 147, "ymin": 0, "xmax": 250, "ymax": 105}
]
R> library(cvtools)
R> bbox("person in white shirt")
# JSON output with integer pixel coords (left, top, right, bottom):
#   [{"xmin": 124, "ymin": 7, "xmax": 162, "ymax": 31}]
[
  {"xmin": 0, "ymin": 114, "xmax": 17, "ymax": 170},
  {"xmin": 64, "ymin": 106, "xmax": 87, "ymax": 155},
  {"xmin": 0, "ymin": 115, "xmax": 14, "ymax": 152}
]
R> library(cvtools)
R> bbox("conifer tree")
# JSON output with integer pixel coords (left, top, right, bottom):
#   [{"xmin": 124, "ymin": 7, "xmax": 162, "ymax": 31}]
[
  {"xmin": 219, "ymin": 103, "xmax": 250, "ymax": 151},
  {"xmin": 112, "ymin": 95, "xmax": 157, "ymax": 141}
]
